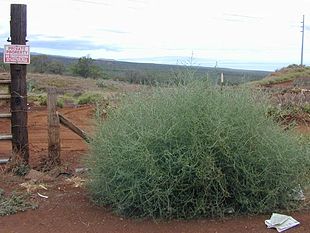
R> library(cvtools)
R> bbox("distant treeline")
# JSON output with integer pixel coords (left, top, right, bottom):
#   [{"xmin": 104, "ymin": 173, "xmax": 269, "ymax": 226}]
[{"xmin": 0, "ymin": 53, "xmax": 270, "ymax": 85}]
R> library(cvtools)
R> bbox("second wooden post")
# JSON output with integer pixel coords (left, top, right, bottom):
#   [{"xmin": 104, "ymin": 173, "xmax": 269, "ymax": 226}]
[{"xmin": 47, "ymin": 88, "xmax": 61, "ymax": 167}]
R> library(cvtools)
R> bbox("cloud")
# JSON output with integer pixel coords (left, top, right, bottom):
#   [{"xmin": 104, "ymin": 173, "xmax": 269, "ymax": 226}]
[
  {"xmin": 30, "ymin": 38, "xmax": 121, "ymax": 51},
  {"xmin": 71, "ymin": 0, "xmax": 111, "ymax": 6},
  {"xmin": 97, "ymin": 28, "xmax": 129, "ymax": 34},
  {"xmin": 224, "ymin": 13, "xmax": 262, "ymax": 20},
  {"xmin": 222, "ymin": 13, "xmax": 262, "ymax": 23},
  {"xmin": 31, "ymin": 34, "xmax": 66, "ymax": 40},
  {"xmin": 0, "ymin": 32, "xmax": 9, "ymax": 42}
]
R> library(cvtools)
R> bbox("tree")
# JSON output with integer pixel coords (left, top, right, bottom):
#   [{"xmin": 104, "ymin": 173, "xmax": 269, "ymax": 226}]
[
  {"xmin": 30, "ymin": 55, "xmax": 50, "ymax": 73},
  {"xmin": 47, "ymin": 61, "xmax": 65, "ymax": 75},
  {"xmin": 72, "ymin": 56, "xmax": 94, "ymax": 78},
  {"xmin": 72, "ymin": 55, "xmax": 105, "ymax": 79},
  {"xmin": 30, "ymin": 55, "xmax": 66, "ymax": 75}
]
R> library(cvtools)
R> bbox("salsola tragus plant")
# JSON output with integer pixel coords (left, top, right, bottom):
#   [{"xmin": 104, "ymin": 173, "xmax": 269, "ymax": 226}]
[{"xmin": 87, "ymin": 81, "xmax": 309, "ymax": 219}]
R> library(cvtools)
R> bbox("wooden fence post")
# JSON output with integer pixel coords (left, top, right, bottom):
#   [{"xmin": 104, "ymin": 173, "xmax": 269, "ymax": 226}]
[
  {"xmin": 47, "ymin": 88, "xmax": 61, "ymax": 167},
  {"xmin": 10, "ymin": 4, "xmax": 29, "ymax": 163}
]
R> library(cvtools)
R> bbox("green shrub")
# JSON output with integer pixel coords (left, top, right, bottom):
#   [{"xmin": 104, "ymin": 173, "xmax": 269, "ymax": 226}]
[
  {"xmin": 87, "ymin": 82, "xmax": 309, "ymax": 219},
  {"xmin": 303, "ymin": 103, "xmax": 310, "ymax": 113},
  {"xmin": 56, "ymin": 98, "xmax": 64, "ymax": 108},
  {"xmin": 77, "ymin": 92, "xmax": 104, "ymax": 105},
  {"xmin": 28, "ymin": 94, "xmax": 47, "ymax": 106},
  {"xmin": 59, "ymin": 94, "xmax": 76, "ymax": 106},
  {"xmin": 96, "ymin": 79, "xmax": 108, "ymax": 88},
  {"xmin": 47, "ymin": 61, "xmax": 65, "ymax": 75},
  {"xmin": 0, "ymin": 62, "xmax": 9, "ymax": 72},
  {"xmin": 0, "ymin": 191, "xmax": 37, "ymax": 216},
  {"xmin": 28, "ymin": 94, "xmax": 64, "ymax": 107},
  {"xmin": 27, "ymin": 80, "xmax": 38, "ymax": 93}
]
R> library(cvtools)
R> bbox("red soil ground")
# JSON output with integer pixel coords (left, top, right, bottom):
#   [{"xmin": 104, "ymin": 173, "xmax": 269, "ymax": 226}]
[
  {"xmin": 0, "ymin": 105, "xmax": 94, "ymax": 167},
  {"xmin": 0, "ymin": 105, "xmax": 309, "ymax": 233}
]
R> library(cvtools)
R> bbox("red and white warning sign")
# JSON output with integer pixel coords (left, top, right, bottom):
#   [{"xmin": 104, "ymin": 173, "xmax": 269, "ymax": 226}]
[{"xmin": 3, "ymin": 44, "xmax": 30, "ymax": 64}]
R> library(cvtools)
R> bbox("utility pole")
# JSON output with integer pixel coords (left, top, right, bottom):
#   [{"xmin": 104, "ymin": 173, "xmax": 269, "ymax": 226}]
[
  {"xmin": 301, "ymin": 15, "xmax": 305, "ymax": 66},
  {"xmin": 10, "ymin": 4, "xmax": 30, "ymax": 163}
]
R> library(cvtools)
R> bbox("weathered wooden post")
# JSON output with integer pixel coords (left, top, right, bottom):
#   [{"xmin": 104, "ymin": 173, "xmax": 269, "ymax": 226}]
[
  {"xmin": 47, "ymin": 88, "xmax": 61, "ymax": 167},
  {"xmin": 220, "ymin": 72, "xmax": 224, "ymax": 91},
  {"xmin": 10, "ymin": 4, "xmax": 30, "ymax": 163}
]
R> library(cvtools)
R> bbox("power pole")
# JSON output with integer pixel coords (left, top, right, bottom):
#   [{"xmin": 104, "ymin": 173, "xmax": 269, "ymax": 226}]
[
  {"xmin": 10, "ymin": 4, "xmax": 30, "ymax": 163},
  {"xmin": 301, "ymin": 15, "xmax": 305, "ymax": 66}
]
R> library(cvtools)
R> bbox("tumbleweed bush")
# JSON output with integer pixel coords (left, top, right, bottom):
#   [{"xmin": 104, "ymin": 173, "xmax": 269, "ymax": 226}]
[{"xmin": 87, "ymin": 81, "xmax": 309, "ymax": 219}]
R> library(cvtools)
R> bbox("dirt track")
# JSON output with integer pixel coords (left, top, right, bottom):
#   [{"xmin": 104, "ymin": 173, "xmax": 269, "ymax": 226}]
[
  {"xmin": 0, "ymin": 180, "xmax": 309, "ymax": 233},
  {"xmin": 0, "ymin": 105, "xmax": 94, "ymax": 167}
]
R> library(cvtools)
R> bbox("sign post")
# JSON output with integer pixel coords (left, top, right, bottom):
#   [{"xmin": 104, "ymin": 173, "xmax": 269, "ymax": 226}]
[{"xmin": 8, "ymin": 4, "xmax": 30, "ymax": 164}]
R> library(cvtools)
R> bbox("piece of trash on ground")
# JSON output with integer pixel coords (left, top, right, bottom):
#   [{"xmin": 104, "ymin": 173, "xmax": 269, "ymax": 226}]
[
  {"xmin": 39, "ymin": 184, "xmax": 48, "ymax": 190},
  {"xmin": 265, "ymin": 213, "xmax": 300, "ymax": 232},
  {"xmin": 20, "ymin": 182, "xmax": 48, "ymax": 193},
  {"xmin": 37, "ymin": 193, "xmax": 48, "ymax": 199},
  {"xmin": 65, "ymin": 177, "xmax": 86, "ymax": 188}
]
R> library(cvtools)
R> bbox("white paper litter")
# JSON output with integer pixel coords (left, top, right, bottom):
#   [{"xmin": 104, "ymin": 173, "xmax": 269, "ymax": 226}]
[
  {"xmin": 37, "ymin": 192, "xmax": 48, "ymax": 199},
  {"xmin": 265, "ymin": 213, "xmax": 300, "ymax": 232}
]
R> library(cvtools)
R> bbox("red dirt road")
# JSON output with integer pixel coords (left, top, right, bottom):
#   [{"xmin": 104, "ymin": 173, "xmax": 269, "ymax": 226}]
[
  {"xmin": 0, "ymin": 105, "xmax": 94, "ymax": 167},
  {"xmin": 0, "ymin": 182, "xmax": 309, "ymax": 233},
  {"xmin": 0, "ymin": 106, "xmax": 309, "ymax": 233}
]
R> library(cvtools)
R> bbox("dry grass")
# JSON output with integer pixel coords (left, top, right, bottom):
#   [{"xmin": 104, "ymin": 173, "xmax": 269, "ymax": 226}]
[
  {"xmin": 254, "ymin": 66, "xmax": 310, "ymax": 86},
  {"xmin": 26, "ymin": 73, "xmax": 144, "ymax": 96},
  {"xmin": 20, "ymin": 182, "xmax": 49, "ymax": 193},
  {"xmin": 65, "ymin": 177, "xmax": 86, "ymax": 188},
  {"xmin": 27, "ymin": 73, "xmax": 103, "ymax": 95}
]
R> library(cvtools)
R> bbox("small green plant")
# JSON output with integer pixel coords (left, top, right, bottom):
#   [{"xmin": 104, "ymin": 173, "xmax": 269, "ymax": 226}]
[
  {"xmin": 303, "ymin": 103, "xmax": 310, "ymax": 113},
  {"xmin": 0, "ymin": 62, "xmax": 10, "ymax": 72},
  {"xmin": 14, "ymin": 165, "xmax": 30, "ymax": 176},
  {"xmin": 27, "ymin": 80, "xmax": 38, "ymax": 92},
  {"xmin": 0, "ymin": 191, "xmax": 37, "ymax": 216},
  {"xmin": 77, "ymin": 92, "xmax": 104, "ymax": 105},
  {"xmin": 28, "ymin": 94, "xmax": 64, "ymax": 107},
  {"xmin": 56, "ymin": 98, "xmax": 64, "ymax": 108},
  {"xmin": 266, "ymin": 106, "xmax": 298, "ymax": 123},
  {"xmin": 96, "ymin": 79, "xmax": 107, "ymax": 88},
  {"xmin": 87, "ymin": 81, "xmax": 309, "ymax": 219},
  {"xmin": 28, "ymin": 94, "xmax": 47, "ymax": 106},
  {"xmin": 58, "ymin": 94, "xmax": 75, "ymax": 106}
]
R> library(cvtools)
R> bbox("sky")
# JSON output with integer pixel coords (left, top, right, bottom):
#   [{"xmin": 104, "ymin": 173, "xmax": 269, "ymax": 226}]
[{"xmin": 1, "ymin": 0, "xmax": 310, "ymax": 71}]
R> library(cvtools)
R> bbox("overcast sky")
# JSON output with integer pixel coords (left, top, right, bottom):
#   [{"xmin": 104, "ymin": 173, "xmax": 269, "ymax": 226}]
[{"xmin": 1, "ymin": 0, "xmax": 310, "ymax": 70}]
